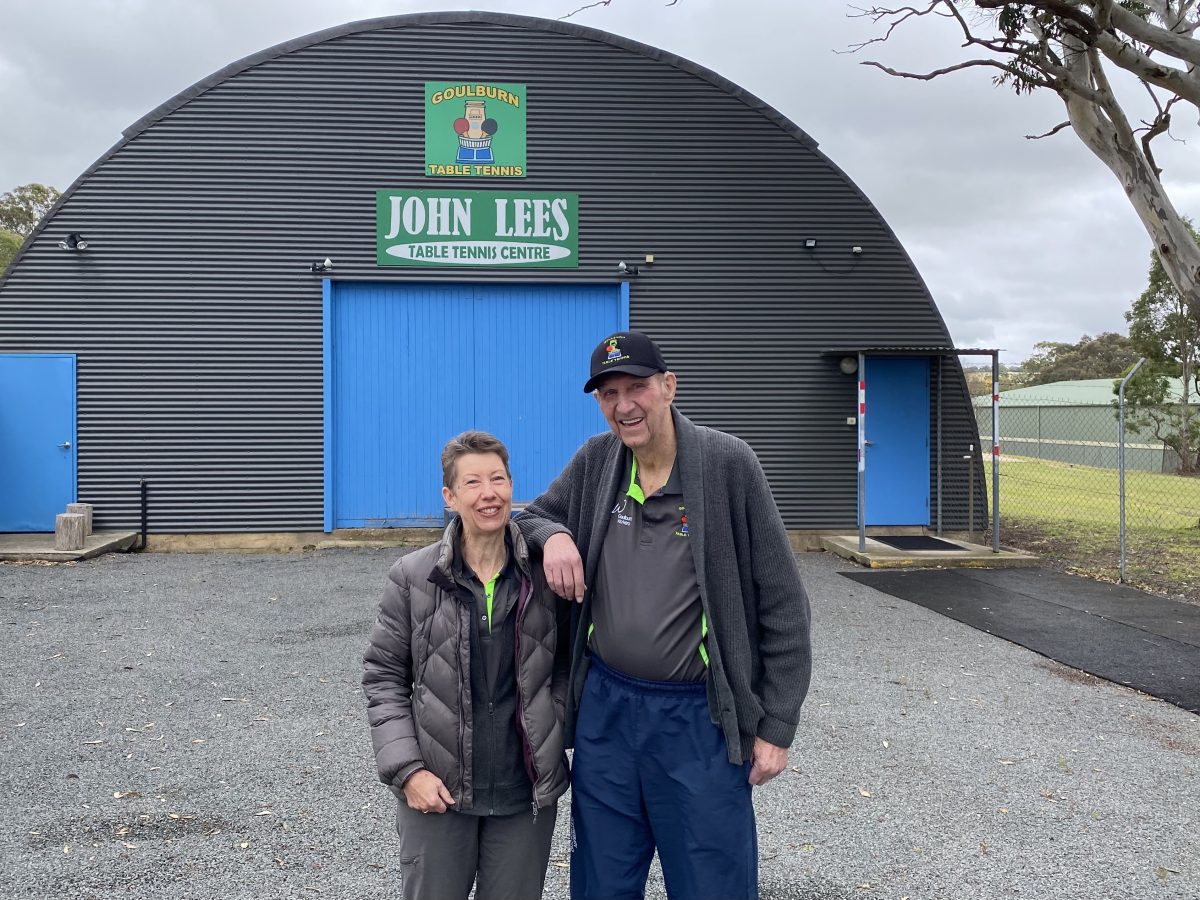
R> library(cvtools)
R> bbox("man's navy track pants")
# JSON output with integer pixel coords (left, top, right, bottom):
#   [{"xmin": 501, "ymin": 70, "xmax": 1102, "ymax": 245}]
[{"xmin": 569, "ymin": 654, "xmax": 758, "ymax": 900}]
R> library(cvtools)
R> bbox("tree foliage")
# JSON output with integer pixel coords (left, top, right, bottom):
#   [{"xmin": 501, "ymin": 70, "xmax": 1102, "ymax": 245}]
[
  {"xmin": 1122, "ymin": 221, "xmax": 1200, "ymax": 472},
  {"xmin": 1020, "ymin": 331, "xmax": 1138, "ymax": 385},
  {"xmin": 0, "ymin": 183, "xmax": 61, "ymax": 237},
  {"xmin": 962, "ymin": 364, "xmax": 1023, "ymax": 395},
  {"xmin": 0, "ymin": 229, "xmax": 22, "ymax": 275},
  {"xmin": 854, "ymin": 2, "xmax": 1200, "ymax": 333}
]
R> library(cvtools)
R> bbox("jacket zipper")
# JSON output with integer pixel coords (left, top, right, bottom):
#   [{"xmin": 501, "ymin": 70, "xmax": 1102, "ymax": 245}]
[
  {"xmin": 512, "ymin": 576, "xmax": 540, "ymax": 819},
  {"xmin": 456, "ymin": 596, "xmax": 467, "ymax": 806}
]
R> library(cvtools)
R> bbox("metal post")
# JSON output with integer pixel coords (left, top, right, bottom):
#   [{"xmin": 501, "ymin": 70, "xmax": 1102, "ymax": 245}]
[
  {"xmin": 138, "ymin": 478, "xmax": 149, "ymax": 551},
  {"xmin": 857, "ymin": 351, "xmax": 866, "ymax": 552},
  {"xmin": 966, "ymin": 444, "xmax": 975, "ymax": 538},
  {"xmin": 1118, "ymin": 358, "xmax": 1146, "ymax": 582},
  {"xmin": 991, "ymin": 352, "xmax": 1000, "ymax": 552},
  {"xmin": 936, "ymin": 355, "xmax": 943, "ymax": 535}
]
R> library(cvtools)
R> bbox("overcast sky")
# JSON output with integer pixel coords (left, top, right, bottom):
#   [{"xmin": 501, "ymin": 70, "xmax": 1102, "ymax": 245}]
[{"xmin": 4, "ymin": 0, "xmax": 1198, "ymax": 365}]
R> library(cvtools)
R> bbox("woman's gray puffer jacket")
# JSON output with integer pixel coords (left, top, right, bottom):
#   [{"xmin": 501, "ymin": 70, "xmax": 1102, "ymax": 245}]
[{"xmin": 363, "ymin": 519, "xmax": 569, "ymax": 811}]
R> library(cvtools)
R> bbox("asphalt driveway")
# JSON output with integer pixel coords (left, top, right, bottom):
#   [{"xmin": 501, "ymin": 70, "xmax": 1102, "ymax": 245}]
[{"xmin": 0, "ymin": 548, "xmax": 1196, "ymax": 899}]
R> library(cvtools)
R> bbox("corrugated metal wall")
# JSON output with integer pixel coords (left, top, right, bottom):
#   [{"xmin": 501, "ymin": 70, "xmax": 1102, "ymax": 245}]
[{"xmin": 0, "ymin": 12, "xmax": 981, "ymax": 532}]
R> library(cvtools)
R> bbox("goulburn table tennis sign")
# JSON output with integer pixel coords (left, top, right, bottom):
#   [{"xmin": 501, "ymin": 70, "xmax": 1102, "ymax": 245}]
[{"xmin": 425, "ymin": 82, "xmax": 527, "ymax": 177}]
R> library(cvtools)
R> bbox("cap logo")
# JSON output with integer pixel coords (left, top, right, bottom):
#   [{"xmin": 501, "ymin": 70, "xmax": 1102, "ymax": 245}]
[{"xmin": 602, "ymin": 335, "xmax": 632, "ymax": 368}]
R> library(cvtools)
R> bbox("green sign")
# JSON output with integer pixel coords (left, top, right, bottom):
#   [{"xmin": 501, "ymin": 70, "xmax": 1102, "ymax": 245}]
[
  {"xmin": 425, "ymin": 82, "xmax": 526, "ymax": 178},
  {"xmin": 377, "ymin": 190, "xmax": 578, "ymax": 268}
]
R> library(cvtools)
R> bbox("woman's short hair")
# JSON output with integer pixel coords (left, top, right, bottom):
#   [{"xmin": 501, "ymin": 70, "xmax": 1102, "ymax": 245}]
[{"xmin": 441, "ymin": 431, "xmax": 511, "ymax": 488}]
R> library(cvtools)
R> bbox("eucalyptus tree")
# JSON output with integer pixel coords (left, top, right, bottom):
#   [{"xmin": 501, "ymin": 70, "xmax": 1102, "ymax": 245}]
[
  {"xmin": 854, "ymin": 2, "xmax": 1200, "ymax": 324},
  {"xmin": 1124, "ymin": 221, "xmax": 1200, "ymax": 472},
  {"xmin": 0, "ymin": 183, "xmax": 60, "ymax": 237}
]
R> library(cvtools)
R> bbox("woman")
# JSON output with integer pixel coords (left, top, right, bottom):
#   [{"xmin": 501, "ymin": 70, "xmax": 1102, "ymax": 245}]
[{"xmin": 363, "ymin": 431, "xmax": 569, "ymax": 900}]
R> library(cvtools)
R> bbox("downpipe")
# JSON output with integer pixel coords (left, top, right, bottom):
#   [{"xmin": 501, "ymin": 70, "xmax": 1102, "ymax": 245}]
[{"xmin": 133, "ymin": 480, "xmax": 148, "ymax": 549}]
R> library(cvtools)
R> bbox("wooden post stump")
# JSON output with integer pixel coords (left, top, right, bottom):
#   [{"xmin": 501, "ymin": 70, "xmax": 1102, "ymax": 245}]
[
  {"xmin": 66, "ymin": 503, "xmax": 94, "ymax": 535},
  {"xmin": 55, "ymin": 513, "xmax": 86, "ymax": 551}
]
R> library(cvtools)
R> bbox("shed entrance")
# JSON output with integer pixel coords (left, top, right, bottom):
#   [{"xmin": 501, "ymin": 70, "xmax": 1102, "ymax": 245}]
[
  {"xmin": 864, "ymin": 356, "xmax": 930, "ymax": 525},
  {"xmin": 325, "ymin": 282, "xmax": 623, "ymax": 528},
  {"xmin": 0, "ymin": 354, "xmax": 76, "ymax": 531}
]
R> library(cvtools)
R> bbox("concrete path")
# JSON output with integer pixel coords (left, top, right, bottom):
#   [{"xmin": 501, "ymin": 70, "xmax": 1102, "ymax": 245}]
[
  {"xmin": 0, "ymin": 531, "xmax": 137, "ymax": 562},
  {"xmin": 0, "ymin": 549, "xmax": 1195, "ymax": 899}
]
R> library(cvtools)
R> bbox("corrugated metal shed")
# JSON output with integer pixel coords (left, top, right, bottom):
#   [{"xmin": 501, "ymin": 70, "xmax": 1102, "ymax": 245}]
[{"xmin": 0, "ymin": 11, "xmax": 983, "ymax": 533}]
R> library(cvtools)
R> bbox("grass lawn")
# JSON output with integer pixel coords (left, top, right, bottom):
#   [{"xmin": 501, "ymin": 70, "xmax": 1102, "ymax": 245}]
[{"xmin": 987, "ymin": 456, "xmax": 1200, "ymax": 601}]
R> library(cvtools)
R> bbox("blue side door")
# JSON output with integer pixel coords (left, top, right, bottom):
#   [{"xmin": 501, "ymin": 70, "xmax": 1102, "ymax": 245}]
[
  {"xmin": 0, "ymin": 354, "xmax": 77, "ymax": 531},
  {"xmin": 864, "ymin": 356, "xmax": 929, "ymax": 526},
  {"xmin": 327, "ymin": 283, "xmax": 621, "ymax": 528}
]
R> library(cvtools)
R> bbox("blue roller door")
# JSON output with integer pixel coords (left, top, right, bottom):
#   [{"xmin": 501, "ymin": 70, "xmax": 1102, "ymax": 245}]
[{"xmin": 326, "ymin": 282, "xmax": 624, "ymax": 528}]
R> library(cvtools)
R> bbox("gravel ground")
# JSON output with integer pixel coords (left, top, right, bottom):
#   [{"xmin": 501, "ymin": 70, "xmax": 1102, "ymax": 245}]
[{"xmin": 0, "ymin": 547, "xmax": 1196, "ymax": 900}]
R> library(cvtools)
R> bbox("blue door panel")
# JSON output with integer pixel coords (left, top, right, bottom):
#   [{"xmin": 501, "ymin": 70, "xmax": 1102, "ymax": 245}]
[
  {"xmin": 864, "ymin": 357, "xmax": 929, "ymax": 526},
  {"xmin": 331, "ymin": 284, "xmax": 473, "ymax": 527},
  {"xmin": 328, "ymin": 283, "xmax": 619, "ymax": 528},
  {"xmin": 0, "ymin": 354, "xmax": 76, "ymax": 531},
  {"xmin": 472, "ymin": 285, "xmax": 614, "ymax": 504}
]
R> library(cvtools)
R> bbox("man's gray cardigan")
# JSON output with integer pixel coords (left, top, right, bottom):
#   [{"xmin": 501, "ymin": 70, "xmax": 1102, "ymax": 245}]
[{"xmin": 517, "ymin": 408, "xmax": 812, "ymax": 764}]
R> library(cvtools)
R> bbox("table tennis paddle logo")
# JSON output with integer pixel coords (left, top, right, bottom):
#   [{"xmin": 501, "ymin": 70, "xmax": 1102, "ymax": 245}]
[{"xmin": 426, "ymin": 82, "xmax": 527, "ymax": 178}]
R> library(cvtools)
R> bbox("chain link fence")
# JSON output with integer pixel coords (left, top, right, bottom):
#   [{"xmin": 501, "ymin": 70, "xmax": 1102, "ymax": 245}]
[{"xmin": 974, "ymin": 395, "xmax": 1200, "ymax": 602}]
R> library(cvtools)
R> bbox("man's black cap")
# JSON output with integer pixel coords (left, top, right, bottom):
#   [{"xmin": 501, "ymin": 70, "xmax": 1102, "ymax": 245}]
[{"xmin": 583, "ymin": 331, "xmax": 669, "ymax": 393}]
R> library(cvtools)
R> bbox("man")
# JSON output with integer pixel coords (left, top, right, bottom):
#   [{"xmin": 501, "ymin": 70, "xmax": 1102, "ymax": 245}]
[{"xmin": 517, "ymin": 331, "xmax": 812, "ymax": 900}]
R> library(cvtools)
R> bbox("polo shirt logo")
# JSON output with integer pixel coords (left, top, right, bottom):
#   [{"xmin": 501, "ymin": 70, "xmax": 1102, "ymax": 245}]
[
  {"xmin": 675, "ymin": 505, "xmax": 689, "ymax": 537},
  {"xmin": 612, "ymin": 496, "xmax": 633, "ymax": 527}
]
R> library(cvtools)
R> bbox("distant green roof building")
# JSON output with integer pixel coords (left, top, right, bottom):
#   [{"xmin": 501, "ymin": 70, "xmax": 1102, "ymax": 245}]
[
  {"xmin": 972, "ymin": 377, "xmax": 1187, "ymax": 407},
  {"xmin": 973, "ymin": 378, "xmax": 1185, "ymax": 472}
]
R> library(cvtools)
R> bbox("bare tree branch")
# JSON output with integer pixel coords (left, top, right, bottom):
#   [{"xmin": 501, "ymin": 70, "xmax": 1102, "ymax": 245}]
[
  {"xmin": 1025, "ymin": 120, "xmax": 1073, "ymax": 139},
  {"xmin": 1136, "ymin": 88, "xmax": 1185, "ymax": 175},
  {"xmin": 561, "ymin": 0, "xmax": 679, "ymax": 17},
  {"xmin": 560, "ymin": 0, "xmax": 612, "ymax": 20},
  {"xmin": 860, "ymin": 57, "xmax": 1045, "ymax": 83},
  {"xmin": 1092, "ymin": 29, "xmax": 1200, "ymax": 106},
  {"xmin": 975, "ymin": 0, "xmax": 1099, "ymax": 42},
  {"xmin": 1141, "ymin": 111, "xmax": 1171, "ymax": 178},
  {"xmin": 1107, "ymin": 2, "xmax": 1200, "ymax": 65},
  {"xmin": 845, "ymin": 2, "xmax": 947, "ymax": 53}
]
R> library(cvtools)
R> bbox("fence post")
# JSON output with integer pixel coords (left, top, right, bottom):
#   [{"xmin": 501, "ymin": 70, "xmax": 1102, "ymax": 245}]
[
  {"xmin": 1118, "ymin": 358, "xmax": 1146, "ymax": 583},
  {"xmin": 991, "ymin": 353, "xmax": 1000, "ymax": 552},
  {"xmin": 965, "ymin": 444, "xmax": 975, "ymax": 538}
]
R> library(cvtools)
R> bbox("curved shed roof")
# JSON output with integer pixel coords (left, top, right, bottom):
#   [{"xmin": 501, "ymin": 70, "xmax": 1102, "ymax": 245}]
[{"xmin": 123, "ymin": 11, "xmax": 820, "ymax": 149}]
